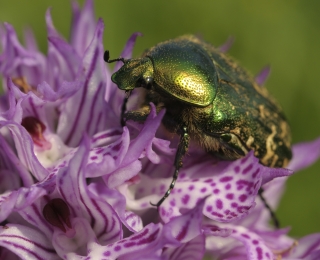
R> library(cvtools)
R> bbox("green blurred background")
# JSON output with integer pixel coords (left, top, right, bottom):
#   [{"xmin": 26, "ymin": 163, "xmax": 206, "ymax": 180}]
[{"xmin": 0, "ymin": 0, "xmax": 319, "ymax": 237}]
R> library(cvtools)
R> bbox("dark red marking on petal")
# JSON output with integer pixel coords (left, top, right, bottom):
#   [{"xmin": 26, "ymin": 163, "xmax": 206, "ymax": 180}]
[
  {"xmin": 43, "ymin": 198, "xmax": 72, "ymax": 232},
  {"xmin": 21, "ymin": 117, "xmax": 49, "ymax": 147}
]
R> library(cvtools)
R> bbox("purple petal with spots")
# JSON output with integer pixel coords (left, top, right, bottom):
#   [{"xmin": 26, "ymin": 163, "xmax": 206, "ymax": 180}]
[
  {"xmin": 70, "ymin": 0, "xmax": 97, "ymax": 56},
  {"xmin": 0, "ymin": 224, "xmax": 60, "ymax": 260},
  {"xmin": 255, "ymin": 65, "xmax": 271, "ymax": 86},
  {"xmin": 88, "ymin": 223, "xmax": 167, "ymax": 260},
  {"xmin": 57, "ymin": 137, "xmax": 122, "ymax": 245},
  {"xmin": 135, "ymin": 151, "xmax": 266, "ymax": 223},
  {"xmin": 162, "ymin": 235, "xmax": 205, "ymax": 260},
  {"xmin": 230, "ymin": 226, "xmax": 274, "ymax": 260},
  {"xmin": 163, "ymin": 197, "xmax": 206, "ymax": 243},
  {"xmin": 288, "ymin": 137, "xmax": 320, "ymax": 172},
  {"xmin": 57, "ymin": 19, "xmax": 117, "ymax": 146}
]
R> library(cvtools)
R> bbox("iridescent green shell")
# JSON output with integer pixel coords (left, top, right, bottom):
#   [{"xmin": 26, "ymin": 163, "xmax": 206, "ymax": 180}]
[{"xmin": 111, "ymin": 35, "xmax": 292, "ymax": 167}]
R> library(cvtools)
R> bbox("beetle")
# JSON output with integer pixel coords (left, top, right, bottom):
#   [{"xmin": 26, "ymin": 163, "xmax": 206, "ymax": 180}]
[{"xmin": 104, "ymin": 35, "xmax": 292, "ymax": 215}]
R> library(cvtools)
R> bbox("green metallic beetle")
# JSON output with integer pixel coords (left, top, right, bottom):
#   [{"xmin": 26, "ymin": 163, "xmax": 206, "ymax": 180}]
[{"xmin": 105, "ymin": 35, "xmax": 292, "ymax": 208}]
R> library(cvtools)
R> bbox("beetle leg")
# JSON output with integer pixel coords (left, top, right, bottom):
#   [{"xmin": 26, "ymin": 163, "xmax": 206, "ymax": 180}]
[
  {"xmin": 151, "ymin": 126, "xmax": 190, "ymax": 208},
  {"xmin": 120, "ymin": 91, "xmax": 131, "ymax": 126},
  {"xmin": 258, "ymin": 188, "xmax": 280, "ymax": 228}
]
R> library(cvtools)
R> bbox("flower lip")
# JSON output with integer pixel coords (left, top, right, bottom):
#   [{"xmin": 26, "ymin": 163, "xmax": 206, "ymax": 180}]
[{"xmin": 43, "ymin": 198, "xmax": 72, "ymax": 233}]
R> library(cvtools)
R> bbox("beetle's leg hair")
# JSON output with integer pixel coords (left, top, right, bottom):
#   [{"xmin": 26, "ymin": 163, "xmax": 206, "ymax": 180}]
[
  {"xmin": 258, "ymin": 188, "xmax": 280, "ymax": 229},
  {"xmin": 151, "ymin": 126, "xmax": 190, "ymax": 208}
]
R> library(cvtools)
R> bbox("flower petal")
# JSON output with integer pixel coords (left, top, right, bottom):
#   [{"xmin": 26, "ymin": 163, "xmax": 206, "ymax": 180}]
[
  {"xmin": 57, "ymin": 137, "xmax": 122, "ymax": 245},
  {"xmin": 288, "ymin": 137, "xmax": 320, "ymax": 172},
  {"xmin": 162, "ymin": 235, "xmax": 205, "ymax": 260},
  {"xmin": 0, "ymin": 224, "xmax": 59, "ymax": 260},
  {"xmin": 57, "ymin": 19, "xmax": 116, "ymax": 146}
]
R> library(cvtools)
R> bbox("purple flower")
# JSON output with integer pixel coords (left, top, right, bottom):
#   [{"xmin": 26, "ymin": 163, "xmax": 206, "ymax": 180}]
[{"xmin": 0, "ymin": 1, "xmax": 320, "ymax": 259}]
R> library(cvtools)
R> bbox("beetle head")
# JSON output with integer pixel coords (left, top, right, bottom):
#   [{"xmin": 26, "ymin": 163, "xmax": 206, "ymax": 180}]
[{"xmin": 111, "ymin": 58, "xmax": 154, "ymax": 91}]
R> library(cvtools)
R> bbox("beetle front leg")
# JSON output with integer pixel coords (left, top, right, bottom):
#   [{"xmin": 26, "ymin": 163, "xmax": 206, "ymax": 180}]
[
  {"xmin": 123, "ymin": 105, "xmax": 151, "ymax": 123},
  {"xmin": 151, "ymin": 126, "xmax": 190, "ymax": 208}
]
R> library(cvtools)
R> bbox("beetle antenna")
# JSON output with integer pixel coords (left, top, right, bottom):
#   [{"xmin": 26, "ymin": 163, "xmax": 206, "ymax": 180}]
[{"xmin": 104, "ymin": 50, "xmax": 125, "ymax": 64}]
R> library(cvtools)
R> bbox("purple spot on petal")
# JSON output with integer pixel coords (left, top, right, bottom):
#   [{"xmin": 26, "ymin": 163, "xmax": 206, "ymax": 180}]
[
  {"xmin": 179, "ymin": 173, "xmax": 186, "ymax": 179},
  {"xmin": 234, "ymin": 166, "xmax": 240, "ymax": 173},
  {"xmin": 90, "ymin": 156, "xmax": 97, "ymax": 160},
  {"xmin": 210, "ymin": 182, "xmax": 216, "ymax": 187},
  {"xmin": 216, "ymin": 199, "xmax": 223, "ymax": 210},
  {"xmin": 231, "ymin": 202, "xmax": 238, "ymax": 208},
  {"xmin": 104, "ymin": 251, "xmax": 111, "ymax": 256},
  {"xmin": 239, "ymin": 194, "xmax": 247, "ymax": 202},
  {"xmin": 237, "ymin": 206, "xmax": 250, "ymax": 213},
  {"xmin": 226, "ymin": 193, "xmax": 234, "ymax": 200},
  {"xmin": 213, "ymin": 189, "xmax": 220, "ymax": 194},
  {"xmin": 206, "ymin": 205, "xmax": 212, "ymax": 212},
  {"xmin": 124, "ymin": 242, "xmax": 136, "ymax": 248},
  {"xmin": 225, "ymin": 184, "xmax": 231, "ymax": 190},
  {"xmin": 241, "ymin": 234, "xmax": 250, "ymax": 239},
  {"xmin": 140, "ymin": 202, "xmax": 148, "ymax": 208},
  {"xmin": 114, "ymin": 245, "xmax": 121, "ymax": 251},
  {"xmin": 241, "ymin": 156, "xmax": 249, "ymax": 164},
  {"xmin": 224, "ymin": 210, "xmax": 230, "ymax": 214},
  {"xmin": 160, "ymin": 184, "xmax": 165, "ymax": 192},
  {"xmin": 211, "ymin": 211, "xmax": 223, "ymax": 217},
  {"xmin": 181, "ymin": 194, "xmax": 190, "ymax": 204},
  {"xmin": 188, "ymin": 185, "xmax": 194, "ymax": 191},
  {"xmin": 252, "ymin": 168, "xmax": 260, "ymax": 178},
  {"xmin": 219, "ymin": 176, "xmax": 233, "ymax": 182},
  {"xmin": 242, "ymin": 164, "xmax": 253, "ymax": 174},
  {"xmin": 204, "ymin": 178, "xmax": 213, "ymax": 183},
  {"xmin": 256, "ymin": 247, "xmax": 263, "ymax": 260},
  {"xmin": 170, "ymin": 199, "xmax": 176, "ymax": 206},
  {"xmin": 177, "ymin": 188, "xmax": 182, "ymax": 193},
  {"xmin": 265, "ymin": 252, "xmax": 270, "ymax": 259},
  {"xmin": 192, "ymin": 178, "xmax": 199, "ymax": 182},
  {"xmin": 201, "ymin": 187, "xmax": 207, "ymax": 193},
  {"xmin": 252, "ymin": 239, "xmax": 259, "ymax": 245}
]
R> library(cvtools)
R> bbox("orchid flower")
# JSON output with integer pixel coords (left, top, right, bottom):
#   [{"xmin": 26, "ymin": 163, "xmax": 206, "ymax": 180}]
[{"xmin": 0, "ymin": 1, "xmax": 320, "ymax": 259}]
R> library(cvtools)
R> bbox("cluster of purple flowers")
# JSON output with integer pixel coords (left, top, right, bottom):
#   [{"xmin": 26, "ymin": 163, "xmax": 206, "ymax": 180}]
[{"xmin": 0, "ymin": 1, "xmax": 320, "ymax": 259}]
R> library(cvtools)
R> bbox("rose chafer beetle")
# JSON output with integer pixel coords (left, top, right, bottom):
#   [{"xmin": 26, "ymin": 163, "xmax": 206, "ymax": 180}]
[{"xmin": 104, "ymin": 35, "xmax": 292, "ymax": 212}]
